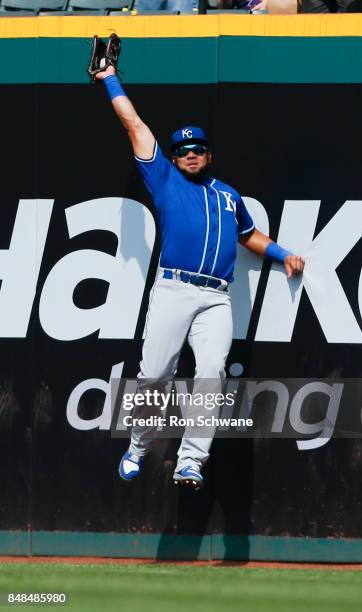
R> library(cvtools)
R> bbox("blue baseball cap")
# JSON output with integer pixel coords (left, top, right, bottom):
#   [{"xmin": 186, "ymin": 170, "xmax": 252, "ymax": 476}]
[{"xmin": 170, "ymin": 126, "xmax": 209, "ymax": 152}]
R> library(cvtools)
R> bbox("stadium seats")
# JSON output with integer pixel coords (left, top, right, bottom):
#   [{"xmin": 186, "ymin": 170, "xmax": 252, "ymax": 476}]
[
  {"xmin": 109, "ymin": 8, "xmax": 179, "ymax": 12},
  {"xmin": 39, "ymin": 0, "xmax": 132, "ymax": 14},
  {"xmin": 0, "ymin": 0, "xmax": 67, "ymax": 13},
  {"xmin": 203, "ymin": 0, "xmax": 249, "ymax": 11},
  {"xmin": 40, "ymin": 9, "xmax": 108, "ymax": 12},
  {"xmin": 205, "ymin": 7, "xmax": 249, "ymax": 10},
  {"xmin": 0, "ymin": 0, "xmax": 204, "ymax": 15},
  {"xmin": 67, "ymin": 0, "xmax": 131, "ymax": 10},
  {"xmin": 0, "ymin": 10, "xmax": 34, "ymax": 14},
  {"xmin": 40, "ymin": 0, "xmax": 131, "ymax": 13}
]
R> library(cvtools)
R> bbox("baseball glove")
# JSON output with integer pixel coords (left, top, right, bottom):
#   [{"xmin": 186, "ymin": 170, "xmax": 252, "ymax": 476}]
[{"xmin": 87, "ymin": 33, "xmax": 121, "ymax": 80}]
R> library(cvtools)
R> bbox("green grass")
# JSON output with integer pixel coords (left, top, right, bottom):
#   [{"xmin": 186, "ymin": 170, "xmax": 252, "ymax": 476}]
[{"xmin": 0, "ymin": 563, "xmax": 361, "ymax": 612}]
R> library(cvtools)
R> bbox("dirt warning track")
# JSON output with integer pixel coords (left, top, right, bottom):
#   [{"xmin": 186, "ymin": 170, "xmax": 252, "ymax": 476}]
[{"xmin": 0, "ymin": 556, "xmax": 361, "ymax": 570}]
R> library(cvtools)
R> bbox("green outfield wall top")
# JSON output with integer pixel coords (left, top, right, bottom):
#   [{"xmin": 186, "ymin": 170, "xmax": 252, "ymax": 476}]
[
  {"xmin": 1, "ymin": 35, "xmax": 362, "ymax": 84},
  {"xmin": 1, "ymin": 15, "xmax": 362, "ymax": 84}
]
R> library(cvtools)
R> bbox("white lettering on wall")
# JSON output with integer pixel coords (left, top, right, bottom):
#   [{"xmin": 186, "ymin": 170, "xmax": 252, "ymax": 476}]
[
  {"xmin": 231, "ymin": 197, "xmax": 270, "ymax": 339},
  {"xmin": 0, "ymin": 199, "xmax": 54, "ymax": 337},
  {"xmin": 39, "ymin": 197, "xmax": 155, "ymax": 340},
  {"xmin": 0, "ymin": 198, "xmax": 359, "ymax": 343},
  {"xmin": 255, "ymin": 200, "xmax": 362, "ymax": 343},
  {"xmin": 66, "ymin": 362, "xmax": 124, "ymax": 430}
]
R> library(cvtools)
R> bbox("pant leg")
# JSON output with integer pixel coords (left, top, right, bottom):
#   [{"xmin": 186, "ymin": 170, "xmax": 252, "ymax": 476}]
[
  {"xmin": 129, "ymin": 277, "xmax": 197, "ymax": 456},
  {"xmin": 176, "ymin": 289, "xmax": 233, "ymax": 471},
  {"xmin": 134, "ymin": 0, "xmax": 165, "ymax": 11},
  {"xmin": 167, "ymin": 0, "xmax": 197, "ymax": 11}
]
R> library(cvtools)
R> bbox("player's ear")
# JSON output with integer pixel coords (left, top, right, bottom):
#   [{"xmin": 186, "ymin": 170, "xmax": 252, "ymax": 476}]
[{"xmin": 172, "ymin": 156, "xmax": 176, "ymax": 165}]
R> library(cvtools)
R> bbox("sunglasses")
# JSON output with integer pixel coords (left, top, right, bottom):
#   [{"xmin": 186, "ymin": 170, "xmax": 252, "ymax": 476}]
[{"xmin": 173, "ymin": 144, "xmax": 209, "ymax": 158}]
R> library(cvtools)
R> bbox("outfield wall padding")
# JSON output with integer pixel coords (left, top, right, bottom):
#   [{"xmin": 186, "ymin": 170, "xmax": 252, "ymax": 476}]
[{"xmin": 0, "ymin": 15, "xmax": 361, "ymax": 561}]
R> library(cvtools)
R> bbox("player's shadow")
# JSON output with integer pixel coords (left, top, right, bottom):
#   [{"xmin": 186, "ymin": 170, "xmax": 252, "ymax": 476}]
[
  {"xmin": 155, "ymin": 437, "xmax": 254, "ymax": 562},
  {"xmin": 119, "ymin": 196, "xmax": 152, "ymax": 282},
  {"xmin": 229, "ymin": 250, "xmax": 263, "ymax": 340}
]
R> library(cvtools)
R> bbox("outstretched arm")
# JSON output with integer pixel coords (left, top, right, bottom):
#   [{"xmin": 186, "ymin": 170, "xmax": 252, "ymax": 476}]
[
  {"xmin": 239, "ymin": 229, "xmax": 304, "ymax": 278},
  {"xmin": 96, "ymin": 65, "xmax": 155, "ymax": 160}
]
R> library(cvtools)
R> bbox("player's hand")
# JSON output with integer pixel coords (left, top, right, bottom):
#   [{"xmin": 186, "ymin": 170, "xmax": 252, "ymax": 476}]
[
  {"xmin": 284, "ymin": 255, "xmax": 305, "ymax": 278},
  {"xmin": 95, "ymin": 64, "xmax": 116, "ymax": 81}
]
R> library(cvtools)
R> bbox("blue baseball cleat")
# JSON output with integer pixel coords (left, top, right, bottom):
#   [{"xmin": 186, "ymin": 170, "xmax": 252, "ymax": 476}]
[
  {"xmin": 173, "ymin": 466, "xmax": 203, "ymax": 491},
  {"xmin": 119, "ymin": 450, "xmax": 144, "ymax": 481}
]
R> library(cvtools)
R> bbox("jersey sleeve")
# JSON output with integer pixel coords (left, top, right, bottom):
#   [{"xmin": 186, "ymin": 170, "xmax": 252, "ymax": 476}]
[
  {"xmin": 236, "ymin": 197, "xmax": 255, "ymax": 235},
  {"xmin": 134, "ymin": 141, "xmax": 172, "ymax": 199}
]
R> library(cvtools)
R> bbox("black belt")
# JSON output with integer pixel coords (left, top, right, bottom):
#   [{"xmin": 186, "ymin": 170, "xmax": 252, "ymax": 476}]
[{"xmin": 162, "ymin": 269, "xmax": 228, "ymax": 291}]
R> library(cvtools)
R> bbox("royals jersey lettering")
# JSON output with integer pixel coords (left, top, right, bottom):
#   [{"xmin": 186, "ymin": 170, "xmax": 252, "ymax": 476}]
[{"xmin": 135, "ymin": 142, "xmax": 254, "ymax": 282}]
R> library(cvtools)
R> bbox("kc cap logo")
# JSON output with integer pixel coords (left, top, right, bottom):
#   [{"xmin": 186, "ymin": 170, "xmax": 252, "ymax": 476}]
[{"xmin": 170, "ymin": 126, "xmax": 209, "ymax": 151}]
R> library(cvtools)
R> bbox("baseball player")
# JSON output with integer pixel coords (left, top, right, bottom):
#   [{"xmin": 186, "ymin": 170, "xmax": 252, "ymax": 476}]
[{"xmin": 95, "ymin": 65, "xmax": 304, "ymax": 491}]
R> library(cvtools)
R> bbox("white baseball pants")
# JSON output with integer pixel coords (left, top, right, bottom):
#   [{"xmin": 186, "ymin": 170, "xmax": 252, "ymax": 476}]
[{"xmin": 129, "ymin": 272, "xmax": 233, "ymax": 471}]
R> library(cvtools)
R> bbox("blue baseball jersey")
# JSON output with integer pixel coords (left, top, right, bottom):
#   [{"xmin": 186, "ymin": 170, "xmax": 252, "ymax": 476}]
[{"xmin": 135, "ymin": 142, "xmax": 255, "ymax": 282}]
